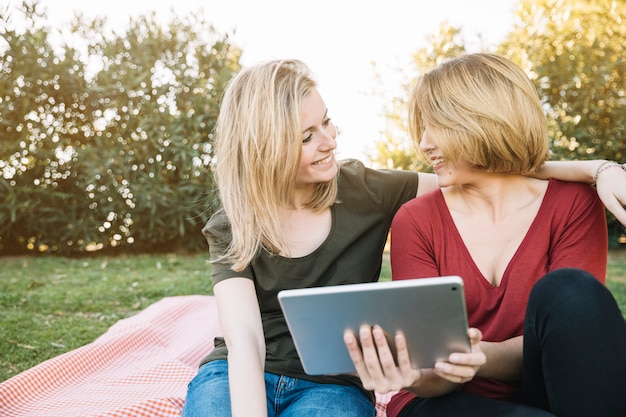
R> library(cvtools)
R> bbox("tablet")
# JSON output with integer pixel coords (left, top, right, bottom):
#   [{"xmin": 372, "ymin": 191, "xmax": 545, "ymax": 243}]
[{"xmin": 277, "ymin": 276, "xmax": 470, "ymax": 375}]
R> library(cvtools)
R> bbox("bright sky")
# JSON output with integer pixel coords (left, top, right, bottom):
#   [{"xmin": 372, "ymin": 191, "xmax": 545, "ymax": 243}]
[{"xmin": 17, "ymin": 0, "xmax": 517, "ymax": 163}]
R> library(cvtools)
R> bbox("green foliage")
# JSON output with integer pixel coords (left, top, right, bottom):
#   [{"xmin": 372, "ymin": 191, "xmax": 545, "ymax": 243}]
[
  {"xmin": 369, "ymin": 0, "xmax": 625, "ymax": 246},
  {"xmin": 502, "ymin": 0, "xmax": 625, "ymax": 162},
  {"xmin": 0, "ymin": 1, "xmax": 241, "ymax": 255},
  {"xmin": 501, "ymin": 0, "xmax": 626, "ymax": 246},
  {"xmin": 367, "ymin": 23, "xmax": 468, "ymax": 171}
]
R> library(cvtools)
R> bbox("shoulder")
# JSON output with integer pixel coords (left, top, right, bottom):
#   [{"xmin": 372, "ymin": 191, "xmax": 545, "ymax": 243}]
[
  {"xmin": 548, "ymin": 178, "xmax": 595, "ymax": 192},
  {"xmin": 202, "ymin": 208, "xmax": 231, "ymax": 244},
  {"xmin": 546, "ymin": 179, "xmax": 599, "ymax": 204},
  {"xmin": 337, "ymin": 158, "xmax": 369, "ymax": 181},
  {"xmin": 336, "ymin": 159, "xmax": 419, "ymax": 212},
  {"xmin": 337, "ymin": 158, "xmax": 419, "ymax": 193},
  {"xmin": 394, "ymin": 189, "xmax": 444, "ymax": 224},
  {"xmin": 542, "ymin": 180, "xmax": 605, "ymax": 229},
  {"xmin": 399, "ymin": 188, "xmax": 443, "ymax": 213}
]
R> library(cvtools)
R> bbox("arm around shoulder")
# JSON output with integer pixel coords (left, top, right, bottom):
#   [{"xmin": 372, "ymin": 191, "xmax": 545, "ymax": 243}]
[
  {"xmin": 416, "ymin": 172, "xmax": 438, "ymax": 197},
  {"xmin": 595, "ymin": 162, "xmax": 626, "ymax": 226},
  {"xmin": 534, "ymin": 160, "xmax": 626, "ymax": 226}
]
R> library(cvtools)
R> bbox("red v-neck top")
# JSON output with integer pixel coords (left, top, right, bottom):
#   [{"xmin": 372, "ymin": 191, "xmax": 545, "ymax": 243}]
[{"xmin": 387, "ymin": 179, "xmax": 607, "ymax": 416}]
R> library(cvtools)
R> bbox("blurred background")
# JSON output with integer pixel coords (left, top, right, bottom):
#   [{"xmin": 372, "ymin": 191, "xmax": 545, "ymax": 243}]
[{"xmin": 1, "ymin": 0, "xmax": 624, "ymax": 256}]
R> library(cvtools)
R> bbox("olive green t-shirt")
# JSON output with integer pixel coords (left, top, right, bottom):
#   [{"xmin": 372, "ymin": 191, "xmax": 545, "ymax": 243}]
[{"xmin": 200, "ymin": 159, "xmax": 419, "ymax": 398}]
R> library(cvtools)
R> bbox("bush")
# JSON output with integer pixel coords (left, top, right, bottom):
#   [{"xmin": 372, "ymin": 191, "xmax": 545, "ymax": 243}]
[{"xmin": 0, "ymin": 1, "xmax": 241, "ymax": 255}]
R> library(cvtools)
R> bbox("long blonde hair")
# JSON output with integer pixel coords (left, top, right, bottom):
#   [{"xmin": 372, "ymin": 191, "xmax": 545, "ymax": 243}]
[
  {"xmin": 408, "ymin": 53, "xmax": 550, "ymax": 173},
  {"xmin": 215, "ymin": 59, "xmax": 338, "ymax": 271}
]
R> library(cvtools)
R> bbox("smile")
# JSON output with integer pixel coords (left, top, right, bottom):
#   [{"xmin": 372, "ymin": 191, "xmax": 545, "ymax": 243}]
[{"xmin": 312, "ymin": 155, "xmax": 333, "ymax": 166}]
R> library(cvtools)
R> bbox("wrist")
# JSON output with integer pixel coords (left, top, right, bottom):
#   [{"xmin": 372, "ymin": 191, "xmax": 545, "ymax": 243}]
[{"xmin": 594, "ymin": 160, "xmax": 626, "ymax": 183}]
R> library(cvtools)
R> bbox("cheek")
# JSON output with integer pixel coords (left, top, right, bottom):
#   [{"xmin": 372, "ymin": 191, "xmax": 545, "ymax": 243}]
[{"xmin": 298, "ymin": 146, "xmax": 315, "ymax": 168}]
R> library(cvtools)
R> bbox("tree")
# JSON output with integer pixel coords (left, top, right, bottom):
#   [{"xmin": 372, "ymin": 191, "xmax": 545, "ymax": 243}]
[
  {"xmin": 0, "ymin": 1, "xmax": 241, "ymax": 255},
  {"xmin": 500, "ymin": 0, "xmax": 626, "ymax": 246},
  {"xmin": 501, "ymin": 0, "xmax": 625, "ymax": 163},
  {"xmin": 368, "ymin": 0, "xmax": 625, "ymax": 246},
  {"xmin": 366, "ymin": 23, "xmax": 469, "ymax": 171}
]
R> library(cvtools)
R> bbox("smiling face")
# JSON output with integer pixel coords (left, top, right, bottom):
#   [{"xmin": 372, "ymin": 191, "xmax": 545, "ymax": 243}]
[
  {"xmin": 409, "ymin": 54, "xmax": 550, "ymax": 177},
  {"xmin": 420, "ymin": 127, "xmax": 473, "ymax": 188},
  {"xmin": 295, "ymin": 88, "xmax": 338, "ymax": 193}
]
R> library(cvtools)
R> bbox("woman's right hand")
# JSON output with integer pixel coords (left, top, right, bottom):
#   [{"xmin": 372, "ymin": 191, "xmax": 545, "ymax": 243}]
[
  {"xmin": 344, "ymin": 325, "xmax": 485, "ymax": 395},
  {"xmin": 344, "ymin": 325, "xmax": 422, "ymax": 393}
]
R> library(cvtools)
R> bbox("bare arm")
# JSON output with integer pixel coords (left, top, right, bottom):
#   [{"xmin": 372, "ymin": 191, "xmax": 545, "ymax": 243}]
[
  {"xmin": 214, "ymin": 278, "xmax": 267, "ymax": 417},
  {"xmin": 419, "ymin": 160, "xmax": 626, "ymax": 226},
  {"xmin": 534, "ymin": 160, "xmax": 626, "ymax": 226},
  {"xmin": 477, "ymin": 336, "xmax": 524, "ymax": 382},
  {"xmin": 417, "ymin": 160, "xmax": 608, "ymax": 194},
  {"xmin": 533, "ymin": 160, "xmax": 602, "ymax": 183},
  {"xmin": 416, "ymin": 172, "xmax": 438, "ymax": 197}
]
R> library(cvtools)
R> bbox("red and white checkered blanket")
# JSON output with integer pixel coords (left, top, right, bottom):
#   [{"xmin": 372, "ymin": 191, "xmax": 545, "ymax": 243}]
[{"xmin": 0, "ymin": 295, "xmax": 393, "ymax": 417}]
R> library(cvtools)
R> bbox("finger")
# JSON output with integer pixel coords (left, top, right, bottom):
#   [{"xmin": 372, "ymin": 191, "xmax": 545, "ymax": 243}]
[
  {"xmin": 603, "ymin": 196, "xmax": 626, "ymax": 226},
  {"xmin": 596, "ymin": 168, "xmax": 626, "ymax": 226},
  {"xmin": 359, "ymin": 325, "xmax": 385, "ymax": 375},
  {"xmin": 352, "ymin": 325, "xmax": 393, "ymax": 391},
  {"xmin": 394, "ymin": 331, "xmax": 423, "ymax": 387},
  {"xmin": 371, "ymin": 325, "xmax": 398, "ymax": 370},
  {"xmin": 467, "ymin": 327, "xmax": 483, "ymax": 346},
  {"xmin": 393, "ymin": 331, "xmax": 413, "ymax": 371},
  {"xmin": 434, "ymin": 360, "xmax": 479, "ymax": 383},
  {"xmin": 344, "ymin": 330, "xmax": 371, "ymax": 377},
  {"xmin": 367, "ymin": 326, "xmax": 417, "ymax": 393},
  {"xmin": 344, "ymin": 330, "xmax": 361, "ymax": 358},
  {"xmin": 448, "ymin": 351, "xmax": 486, "ymax": 366}
]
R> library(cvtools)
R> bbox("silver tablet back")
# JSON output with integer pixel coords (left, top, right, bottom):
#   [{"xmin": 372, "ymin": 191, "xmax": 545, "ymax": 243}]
[{"xmin": 278, "ymin": 276, "xmax": 470, "ymax": 375}]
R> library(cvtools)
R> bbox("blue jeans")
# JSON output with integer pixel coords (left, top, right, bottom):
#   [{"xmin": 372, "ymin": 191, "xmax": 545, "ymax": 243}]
[{"xmin": 181, "ymin": 360, "xmax": 375, "ymax": 417}]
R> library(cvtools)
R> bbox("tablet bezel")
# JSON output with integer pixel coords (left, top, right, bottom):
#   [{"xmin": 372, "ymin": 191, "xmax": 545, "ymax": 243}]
[{"xmin": 277, "ymin": 276, "xmax": 470, "ymax": 375}]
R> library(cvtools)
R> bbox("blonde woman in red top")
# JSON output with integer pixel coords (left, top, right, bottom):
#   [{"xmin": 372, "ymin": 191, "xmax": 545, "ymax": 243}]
[{"xmin": 345, "ymin": 53, "xmax": 626, "ymax": 417}]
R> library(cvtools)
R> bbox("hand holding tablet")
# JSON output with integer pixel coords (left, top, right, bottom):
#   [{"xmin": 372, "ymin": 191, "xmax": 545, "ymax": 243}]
[{"xmin": 278, "ymin": 276, "xmax": 470, "ymax": 375}]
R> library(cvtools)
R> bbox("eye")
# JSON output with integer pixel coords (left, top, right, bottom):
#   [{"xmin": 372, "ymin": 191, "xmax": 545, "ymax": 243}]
[
  {"xmin": 303, "ymin": 133, "xmax": 312, "ymax": 144},
  {"xmin": 323, "ymin": 117, "xmax": 332, "ymax": 126}
]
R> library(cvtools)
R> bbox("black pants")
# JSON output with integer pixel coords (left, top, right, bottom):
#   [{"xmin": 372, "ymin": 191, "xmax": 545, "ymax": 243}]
[{"xmin": 398, "ymin": 268, "xmax": 626, "ymax": 417}]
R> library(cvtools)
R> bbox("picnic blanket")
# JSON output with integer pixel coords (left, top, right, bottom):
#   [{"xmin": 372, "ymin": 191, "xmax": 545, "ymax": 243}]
[{"xmin": 0, "ymin": 295, "xmax": 394, "ymax": 417}]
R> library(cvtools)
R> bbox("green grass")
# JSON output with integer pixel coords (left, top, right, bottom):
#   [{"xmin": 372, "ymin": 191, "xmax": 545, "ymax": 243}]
[
  {"xmin": 607, "ymin": 249, "xmax": 626, "ymax": 315},
  {"xmin": 0, "ymin": 254, "xmax": 213, "ymax": 382},
  {"xmin": 1, "ymin": 250, "xmax": 625, "ymax": 382}
]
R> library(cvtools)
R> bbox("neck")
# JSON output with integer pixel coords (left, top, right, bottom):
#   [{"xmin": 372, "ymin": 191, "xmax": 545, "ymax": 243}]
[
  {"xmin": 446, "ymin": 175, "xmax": 545, "ymax": 221},
  {"xmin": 293, "ymin": 185, "xmax": 317, "ymax": 209}
]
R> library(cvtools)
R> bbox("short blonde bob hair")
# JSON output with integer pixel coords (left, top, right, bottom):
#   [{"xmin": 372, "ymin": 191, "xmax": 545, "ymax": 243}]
[
  {"xmin": 215, "ymin": 59, "xmax": 338, "ymax": 271},
  {"xmin": 408, "ymin": 53, "xmax": 550, "ymax": 173}
]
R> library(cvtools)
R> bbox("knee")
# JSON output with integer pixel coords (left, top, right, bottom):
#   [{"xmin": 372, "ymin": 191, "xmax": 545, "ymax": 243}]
[
  {"xmin": 528, "ymin": 268, "xmax": 609, "ymax": 317},
  {"xmin": 532, "ymin": 268, "xmax": 600, "ymax": 299}
]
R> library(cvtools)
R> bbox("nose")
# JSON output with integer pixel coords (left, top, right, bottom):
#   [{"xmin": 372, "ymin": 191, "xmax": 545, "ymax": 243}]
[
  {"xmin": 419, "ymin": 130, "xmax": 435, "ymax": 152},
  {"xmin": 321, "ymin": 123, "xmax": 338, "ymax": 150}
]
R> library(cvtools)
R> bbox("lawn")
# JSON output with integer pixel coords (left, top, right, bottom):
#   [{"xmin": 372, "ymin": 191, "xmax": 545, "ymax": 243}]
[
  {"xmin": 1, "ymin": 250, "xmax": 625, "ymax": 382},
  {"xmin": 0, "ymin": 253, "xmax": 213, "ymax": 382}
]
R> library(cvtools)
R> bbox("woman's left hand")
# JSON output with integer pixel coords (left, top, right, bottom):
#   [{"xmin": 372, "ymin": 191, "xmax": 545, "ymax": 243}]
[
  {"xmin": 595, "ymin": 163, "xmax": 626, "ymax": 226},
  {"xmin": 432, "ymin": 327, "xmax": 486, "ymax": 384}
]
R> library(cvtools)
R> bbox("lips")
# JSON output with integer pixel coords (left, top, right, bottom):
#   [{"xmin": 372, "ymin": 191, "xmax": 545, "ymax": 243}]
[
  {"xmin": 312, "ymin": 155, "xmax": 333, "ymax": 166},
  {"xmin": 431, "ymin": 157, "xmax": 444, "ymax": 169}
]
